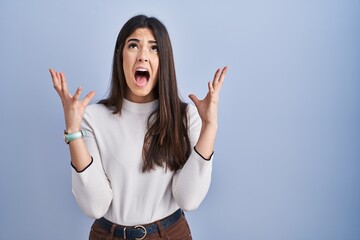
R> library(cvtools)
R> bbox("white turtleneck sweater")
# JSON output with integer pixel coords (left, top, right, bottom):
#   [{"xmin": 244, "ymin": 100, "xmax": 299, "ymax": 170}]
[{"xmin": 71, "ymin": 99, "xmax": 213, "ymax": 226}]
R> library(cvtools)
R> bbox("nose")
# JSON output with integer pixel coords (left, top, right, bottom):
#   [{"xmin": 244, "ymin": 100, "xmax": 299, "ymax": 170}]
[{"xmin": 137, "ymin": 49, "xmax": 149, "ymax": 62}]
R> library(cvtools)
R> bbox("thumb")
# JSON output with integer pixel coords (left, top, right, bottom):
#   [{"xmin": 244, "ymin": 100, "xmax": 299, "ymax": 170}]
[
  {"xmin": 82, "ymin": 91, "xmax": 96, "ymax": 107},
  {"xmin": 188, "ymin": 94, "xmax": 200, "ymax": 107}
]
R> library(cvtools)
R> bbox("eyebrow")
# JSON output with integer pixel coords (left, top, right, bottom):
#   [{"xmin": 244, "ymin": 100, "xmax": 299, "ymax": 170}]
[{"xmin": 127, "ymin": 38, "xmax": 157, "ymax": 44}]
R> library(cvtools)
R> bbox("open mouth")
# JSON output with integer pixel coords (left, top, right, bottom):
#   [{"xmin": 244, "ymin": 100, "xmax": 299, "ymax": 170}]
[{"xmin": 134, "ymin": 68, "xmax": 150, "ymax": 87}]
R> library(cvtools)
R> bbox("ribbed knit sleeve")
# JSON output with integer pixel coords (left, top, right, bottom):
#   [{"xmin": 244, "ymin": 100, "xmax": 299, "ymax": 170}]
[
  {"xmin": 71, "ymin": 107, "xmax": 113, "ymax": 219},
  {"xmin": 172, "ymin": 104, "xmax": 213, "ymax": 211}
]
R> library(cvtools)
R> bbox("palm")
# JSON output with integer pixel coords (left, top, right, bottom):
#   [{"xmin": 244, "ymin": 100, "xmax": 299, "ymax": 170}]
[
  {"xmin": 49, "ymin": 69, "xmax": 95, "ymax": 131},
  {"xmin": 189, "ymin": 67, "xmax": 227, "ymax": 125}
]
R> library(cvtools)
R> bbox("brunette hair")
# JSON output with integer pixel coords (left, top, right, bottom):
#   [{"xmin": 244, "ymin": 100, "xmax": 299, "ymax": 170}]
[{"xmin": 99, "ymin": 15, "xmax": 191, "ymax": 172}]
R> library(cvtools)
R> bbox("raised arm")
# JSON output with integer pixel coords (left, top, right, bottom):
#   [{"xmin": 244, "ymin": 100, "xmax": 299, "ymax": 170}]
[
  {"xmin": 49, "ymin": 68, "xmax": 95, "ymax": 171},
  {"xmin": 189, "ymin": 66, "xmax": 228, "ymax": 158},
  {"xmin": 50, "ymin": 69, "xmax": 112, "ymax": 218},
  {"xmin": 172, "ymin": 67, "xmax": 228, "ymax": 211}
]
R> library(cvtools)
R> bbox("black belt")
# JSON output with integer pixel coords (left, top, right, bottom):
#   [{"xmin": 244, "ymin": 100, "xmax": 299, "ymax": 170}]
[{"xmin": 95, "ymin": 209, "xmax": 182, "ymax": 240}]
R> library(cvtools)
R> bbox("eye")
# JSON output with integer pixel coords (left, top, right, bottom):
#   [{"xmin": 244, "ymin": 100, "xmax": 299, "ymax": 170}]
[
  {"xmin": 151, "ymin": 45, "xmax": 158, "ymax": 52},
  {"xmin": 128, "ymin": 43, "xmax": 138, "ymax": 49}
]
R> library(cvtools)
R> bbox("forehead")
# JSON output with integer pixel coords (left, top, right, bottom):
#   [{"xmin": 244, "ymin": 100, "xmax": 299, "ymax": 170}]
[{"xmin": 127, "ymin": 28, "xmax": 156, "ymax": 41}]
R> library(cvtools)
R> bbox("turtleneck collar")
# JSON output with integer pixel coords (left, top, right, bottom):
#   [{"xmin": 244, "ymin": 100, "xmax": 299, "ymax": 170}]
[{"xmin": 122, "ymin": 98, "xmax": 158, "ymax": 113}]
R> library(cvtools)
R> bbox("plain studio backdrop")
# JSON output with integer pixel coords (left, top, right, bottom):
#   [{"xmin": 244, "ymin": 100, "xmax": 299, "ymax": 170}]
[{"xmin": 1, "ymin": 0, "xmax": 359, "ymax": 239}]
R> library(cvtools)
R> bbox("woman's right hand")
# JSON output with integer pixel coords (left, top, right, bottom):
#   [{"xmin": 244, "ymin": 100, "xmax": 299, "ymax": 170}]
[{"xmin": 49, "ymin": 69, "xmax": 96, "ymax": 133}]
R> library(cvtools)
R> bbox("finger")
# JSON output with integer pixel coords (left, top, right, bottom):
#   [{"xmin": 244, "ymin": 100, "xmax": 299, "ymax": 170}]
[
  {"xmin": 81, "ymin": 91, "xmax": 96, "ymax": 107},
  {"xmin": 208, "ymin": 81, "xmax": 215, "ymax": 94},
  {"xmin": 218, "ymin": 66, "xmax": 228, "ymax": 84},
  {"xmin": 49, "ymin": 68, "xmax": 57, "ymax": 81},
  {"xmin": 214, "ymin": 66, "xmax": 228, "ymax": 92},
  {"xmin": 188, "ymin": 94, "xmax": 200, "ymax": 107},
  {"xmin": 49, "ymin": 69, "xmax": 61, "ymax": 91},
  {"xmin": 212, "ymin": 68, "xmax": 221, "ymax": 85},
  {"xmin": 56, "ymin": 72, "xmax": 63, "ymax": 90},
  {"xmin": 59, "ymin": 72, "xmax": 70, "ymax": 96},
  {"xmin": 73, "ymin": 87, "xmax": 82, "ymax": 101}
]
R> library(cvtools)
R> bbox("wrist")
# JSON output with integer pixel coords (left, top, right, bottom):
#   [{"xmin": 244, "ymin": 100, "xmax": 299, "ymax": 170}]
[
  {"xmin": 65, "ymin": 119, "xmax": 81, "ymax": 134},
  {"xmin": 65, "ymin": 127, "xmax": 81, "ymax": 134},
  {"xmin": 64, "ymin": 129, "xmax": 87, "ymax": 144}
]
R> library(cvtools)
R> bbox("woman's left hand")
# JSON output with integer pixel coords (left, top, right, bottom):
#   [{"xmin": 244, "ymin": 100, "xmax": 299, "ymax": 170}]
[{"xmin": 189, "ymin": 67, "xmax": 228, "ymax": 126}]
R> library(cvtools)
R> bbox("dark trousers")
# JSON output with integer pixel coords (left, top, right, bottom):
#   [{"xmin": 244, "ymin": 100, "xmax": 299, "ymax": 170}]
[{"xmin": 89, "ymin": 214, "xmax": 192, "ymax": 240}]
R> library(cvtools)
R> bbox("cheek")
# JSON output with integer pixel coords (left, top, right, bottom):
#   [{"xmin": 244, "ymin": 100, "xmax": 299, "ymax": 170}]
[
  {"xmin": 122, "ymin": 50, "xmax": 134, "ymax": 68},
  {"xmin": 152, "ymin": 58, "xmax": 160, "ymax": 75},
  {"xmin": 122, "ymin": 56, "xmax": 132, "ymax": 78},
  {"xmin": 122, "ymin": 53, "xmax": 129, "ymax": 69}
]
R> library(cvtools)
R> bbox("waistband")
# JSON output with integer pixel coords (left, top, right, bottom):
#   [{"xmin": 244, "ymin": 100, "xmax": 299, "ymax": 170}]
[{"xmin": 95, "ymin": 209, "xmax": 183, "ymax": 240}]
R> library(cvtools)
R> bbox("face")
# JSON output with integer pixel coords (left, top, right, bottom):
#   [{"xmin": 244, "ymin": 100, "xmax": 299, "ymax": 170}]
[{"xmin": 122, "ymin": 28, "xmax": 159, "ymax": 103}]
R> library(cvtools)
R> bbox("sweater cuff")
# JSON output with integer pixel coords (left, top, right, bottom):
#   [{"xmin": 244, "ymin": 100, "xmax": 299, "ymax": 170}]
[
  {"xmin": 194, "ymin": 147, "xmax": 214, "ymax": 161},
  {"xmin": 71, "ymin": 156, "xmax": 94, "ymax": 173}
]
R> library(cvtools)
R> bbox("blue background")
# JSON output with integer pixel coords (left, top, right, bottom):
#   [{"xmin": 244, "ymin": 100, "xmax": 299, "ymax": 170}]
[{"xmin": 1, "ymin": 0, "xmax": 359, "ymax": 239}]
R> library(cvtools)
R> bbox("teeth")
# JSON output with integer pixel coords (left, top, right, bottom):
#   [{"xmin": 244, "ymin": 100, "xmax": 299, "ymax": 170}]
[{"xmin": 136, "ymin": 68, "xmax": 148, "ymax": 72}]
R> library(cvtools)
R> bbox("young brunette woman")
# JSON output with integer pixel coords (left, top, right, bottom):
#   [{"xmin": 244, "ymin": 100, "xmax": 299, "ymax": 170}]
[{"xmin": 50, "ymin": 15, "xmax": 227, "ymax": 240}]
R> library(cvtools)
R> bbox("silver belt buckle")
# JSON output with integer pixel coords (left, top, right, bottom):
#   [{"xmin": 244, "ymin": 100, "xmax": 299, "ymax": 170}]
[{"xmin": 134, "ymin": 225, "xmax": 147, "ymax": 240}]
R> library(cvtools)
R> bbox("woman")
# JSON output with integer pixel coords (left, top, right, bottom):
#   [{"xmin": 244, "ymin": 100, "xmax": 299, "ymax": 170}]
[{"xmin": 50, "ymin": 15, "xmax": 227, "ymax": 240}]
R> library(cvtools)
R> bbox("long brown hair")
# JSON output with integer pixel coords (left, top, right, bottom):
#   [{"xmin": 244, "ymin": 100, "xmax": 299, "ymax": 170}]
[{"xmin": 99, "ymin": 15, "xmax": 191, "ymax": 172}]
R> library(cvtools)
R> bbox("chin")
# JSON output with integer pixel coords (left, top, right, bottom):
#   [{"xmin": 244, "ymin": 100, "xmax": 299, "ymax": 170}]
[{"xmin": 127, "ymin": 89, "xmax": 155, "ymax": 102}]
